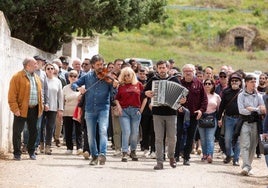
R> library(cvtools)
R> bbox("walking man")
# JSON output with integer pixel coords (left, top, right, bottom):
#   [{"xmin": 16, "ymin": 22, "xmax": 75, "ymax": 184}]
[
  {"xmin": 71, "ymin": 54, "xmax": 118, "ymax": 165},
  {"xmin": 8, "ymin": 57, "xmax": 43, "ymax": 160},
  {"xmin": 144, "ymin": 60, "xmax": 183, "ymax": 170},
  {"xmin": 238, "ymin": 75, "xmax": 265, "ymax": 176},
  {"xmin": 177, "ymin": 64, "xmax": 208, "ymax": 166}
]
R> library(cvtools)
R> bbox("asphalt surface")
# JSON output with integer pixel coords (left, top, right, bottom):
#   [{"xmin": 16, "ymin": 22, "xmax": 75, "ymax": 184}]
[{"xmin": 0, "ymin": 142, "xmax": 268, "ymax": 188}]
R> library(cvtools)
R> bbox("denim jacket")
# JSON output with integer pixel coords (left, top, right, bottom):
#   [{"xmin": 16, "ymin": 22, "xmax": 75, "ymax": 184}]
[{"xmin": 71, "ymin": 71, "xmax": 116, "ymax": 113}]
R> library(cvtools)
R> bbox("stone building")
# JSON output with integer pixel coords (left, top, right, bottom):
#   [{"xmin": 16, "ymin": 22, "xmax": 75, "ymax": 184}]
[{"xmin": 223, "ymin": 26, "xmax": 257, "ymax": 50}]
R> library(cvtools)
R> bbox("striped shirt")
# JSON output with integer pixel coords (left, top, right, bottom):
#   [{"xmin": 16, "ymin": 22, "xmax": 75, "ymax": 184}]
[{"xmin": 25, "ymin": 70, "xmax": 38, "ymax": 106}]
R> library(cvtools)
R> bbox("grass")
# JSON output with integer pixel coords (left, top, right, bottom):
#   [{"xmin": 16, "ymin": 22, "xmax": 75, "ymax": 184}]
[{"xmin": 99, "ymin": 0, "xmax": 268, "ymax": 73}]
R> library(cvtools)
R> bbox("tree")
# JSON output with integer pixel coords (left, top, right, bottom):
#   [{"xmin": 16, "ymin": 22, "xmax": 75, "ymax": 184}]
[{"xmin": 0, "ymin": 0, "xmax": 167, "ymax": 53}]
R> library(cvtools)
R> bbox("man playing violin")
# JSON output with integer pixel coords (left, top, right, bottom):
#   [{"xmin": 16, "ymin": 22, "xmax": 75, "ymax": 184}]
[{"xmin": 71, "ymin": 54, "xmax": 118, "ymax": 165}]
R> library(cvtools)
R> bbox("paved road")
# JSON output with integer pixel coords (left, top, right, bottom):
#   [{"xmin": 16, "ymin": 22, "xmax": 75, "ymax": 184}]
[{"xmin": 0, "ymin": 142, "xmax": 267, "ymax": 188}]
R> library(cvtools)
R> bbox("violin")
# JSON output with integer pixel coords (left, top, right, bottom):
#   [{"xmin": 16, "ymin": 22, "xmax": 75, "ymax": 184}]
[{"xmin": 97, "ymin": 68, "xmax": 118, "ymax": 84}]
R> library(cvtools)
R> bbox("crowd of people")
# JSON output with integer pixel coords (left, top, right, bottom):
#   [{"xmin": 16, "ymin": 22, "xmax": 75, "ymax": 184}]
[{"xmin": 8, "ymin": 55, "xmax": 268, "ymax": 176}]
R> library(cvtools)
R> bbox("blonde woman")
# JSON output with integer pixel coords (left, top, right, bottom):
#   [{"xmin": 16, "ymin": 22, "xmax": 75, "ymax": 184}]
[{"xmin": 115, "ymin": 67, "xmax": 144, "ymax": 162}]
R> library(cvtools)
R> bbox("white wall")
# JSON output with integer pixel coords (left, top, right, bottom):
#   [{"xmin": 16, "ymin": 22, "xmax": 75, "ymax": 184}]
[
  {"xmin": 0, "ymin": 11, "xmax": 57, "ymax": 154},
  {"xmin": 62, "ymin": 36, "xmax": 99, "ymax": 62},
  {"xmin": 0, "ymin": 11, "xmax": 99, "ymax": 154}
]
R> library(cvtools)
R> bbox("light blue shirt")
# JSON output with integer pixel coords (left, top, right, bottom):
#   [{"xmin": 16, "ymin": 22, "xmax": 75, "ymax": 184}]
[{"xmin": 238, "ymin": 90, "xmax": 264, "ymax": 115}]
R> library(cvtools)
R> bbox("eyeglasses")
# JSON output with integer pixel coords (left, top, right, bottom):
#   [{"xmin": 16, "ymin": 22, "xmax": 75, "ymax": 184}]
[
  {"xmin": 204, "ymin": 83, "xmax": 212, "ymax": 86},
  {"xmin": 69, "ymin": 75, "xmax": 77, "ymax": 78},
  {"xmin": 46, "ymin": 67, "xmax": 54, "ymax": 71},
  {"xmin": 183, "ymin": 70, "xmax": 193, "ymax": 73},
  {"xmin": 231, "ymin": 79, "xmax": 239, "ymax": 82},
  {"xmin": 83, "ymin": 63, "xmax": 89, "ymax": 66},
  {"xmin": 219, "ymin": 75, "xmax": 227, "ymax": 78}
]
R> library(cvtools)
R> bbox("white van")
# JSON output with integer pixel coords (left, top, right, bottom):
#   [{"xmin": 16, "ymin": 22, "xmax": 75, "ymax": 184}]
[{"xmin": 125, "ymin": 58, "xmax": 154, "ymax": 69}]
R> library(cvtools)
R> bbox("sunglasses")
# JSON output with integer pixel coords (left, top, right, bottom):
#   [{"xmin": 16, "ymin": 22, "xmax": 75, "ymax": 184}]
[
  {"xmin": 204, "ymin": 82, "xmax": 212, "ymax": 86},
  {"xmin": 231, "ymin": 79, "xmax": 239, "ymax": 82},
  {"xmin": 219, "ymin": 75, "xmax": 227, "ymax": 78},
  {"xmin": 69, "ymin": 75, "xmax": 77, "ymax": 78},
  {"xmin": 46, "ymin": 67, "xmax": 54, "ymax": 71}
]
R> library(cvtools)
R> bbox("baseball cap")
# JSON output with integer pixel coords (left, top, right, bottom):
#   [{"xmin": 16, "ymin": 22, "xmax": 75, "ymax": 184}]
[
  {"xmin": 230, "ymin": 73, "xmax": 242, "ymax": 81},
  {"xmin": 34, "ymin": 55, "xmax": 46, "ymax": 61}
]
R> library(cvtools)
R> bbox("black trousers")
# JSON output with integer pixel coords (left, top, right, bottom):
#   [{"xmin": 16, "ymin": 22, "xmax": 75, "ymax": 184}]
[
  {"xmin": 13, "ymin": 106, "xmax": 38, "ymax": 156},
  {"xmin": 63, "ymin": 116, "xmax": 82, "ymax": 150},
  {"xmin": 140, "ymin": 114, "xmax": 155, "ymax": 152}
]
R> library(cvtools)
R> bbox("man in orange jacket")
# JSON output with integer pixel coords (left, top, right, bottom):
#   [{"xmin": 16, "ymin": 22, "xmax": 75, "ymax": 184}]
[{"xmin": 8, "ymin": 57, "xmax": 43, "ymax": 160}]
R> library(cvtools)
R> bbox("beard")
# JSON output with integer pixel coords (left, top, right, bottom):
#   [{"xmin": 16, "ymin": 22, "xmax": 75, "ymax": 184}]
[
  {"xmin": 231, "ymin": 84, "xmax": 240, "ymax": 90},
  {"xmin": 158, "ymin": 72, "xmax": 167, "ymax": 78}
]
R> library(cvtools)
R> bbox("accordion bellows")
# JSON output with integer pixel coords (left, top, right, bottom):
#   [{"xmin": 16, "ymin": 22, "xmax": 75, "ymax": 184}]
[{"xmin": 152, "ymin": 80, "xmax": 189, "ymax": 110}]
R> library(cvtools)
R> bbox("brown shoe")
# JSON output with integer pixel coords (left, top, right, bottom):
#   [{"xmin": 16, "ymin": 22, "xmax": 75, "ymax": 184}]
[
  {"xmin": 55, "ymin": 139, "xmax": 61, "ymax": 147},
  {"xmin": 45, "ymin": 145, "xmax": 52, "ymax": 155},
  {"xmin": 207, "ymin": 155, "xmax": 213, "ymax": 163},
  {"xmin": 121, "ymin": 152, "xmax": 128, "ymax": 162},
  {"xmin": 154, "ymin": 162, "xmax": 164, "ymax": 170},
  {"xmin": 130, "ymin": 150, "xmax": 138, "ymax": 161},
  {"xmin": 89, "ymin": 156, "xmax": 98, "ymax": 165},
  {"xmin": 169, "ymin": 158, "xmax": 177, "ymax": 168},
  {"xmin": 39, "ymin": 142, "xmax": 44, "ymax": 153},
  {"xmin": 98, "ymin": 154, "xmax": 106, "ymax": 165}
]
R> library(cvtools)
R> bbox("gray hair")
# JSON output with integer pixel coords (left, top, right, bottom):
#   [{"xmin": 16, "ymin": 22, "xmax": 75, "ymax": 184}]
[
  {"xmin": 22, "ymin": 57, "xmax": 35, "ymax": 67},
  {"xmin": 182, "ymin": 64, "xmax": 196, "ymax": 75}
]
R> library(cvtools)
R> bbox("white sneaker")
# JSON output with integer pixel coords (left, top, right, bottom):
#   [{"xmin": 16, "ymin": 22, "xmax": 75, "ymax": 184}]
[
  {"xmin": 65, "ymin": 150, "xmax": 73, "ymax": 155},
  {"xmin": 241, "ymin": 167, "xmax": 249, "ymax": 176},
  {"xmin": 76, "ymin": 149, "xmax": 83, "ymax": 155},
  {"xmin": 113, "ymin": 150, "xmax": 121, "ymax": 156},
  {"xmin": 144, "ymin": 150, "xmax": 150, "ymax": 158},
  {"xmin": 149, "ymin": 152, "xmax": 156, "ymax": 159},
  {"xmin": 248, "ymin": 169, "xmax": 254, "ymax": 176},
  {"xmin": 83, "ymin": 151, "xmax": 90, "ymax": 160}
]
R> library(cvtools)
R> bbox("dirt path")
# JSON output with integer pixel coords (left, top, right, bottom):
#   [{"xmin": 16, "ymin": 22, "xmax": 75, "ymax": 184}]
[{"xmin": 0, "ymin": 143, "xmax": 267, "ymax": 188}]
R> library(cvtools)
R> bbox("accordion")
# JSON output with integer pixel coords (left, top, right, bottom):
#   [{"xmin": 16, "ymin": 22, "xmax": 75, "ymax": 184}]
[{"xmin": 151, "ymin": 80, "xmax": 188, "ymax": 110}]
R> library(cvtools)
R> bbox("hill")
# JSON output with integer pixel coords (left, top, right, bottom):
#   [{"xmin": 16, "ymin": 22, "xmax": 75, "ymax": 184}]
[{"xmin": 99, "ymin": 0, "xmax": 268, "ymax": 72}]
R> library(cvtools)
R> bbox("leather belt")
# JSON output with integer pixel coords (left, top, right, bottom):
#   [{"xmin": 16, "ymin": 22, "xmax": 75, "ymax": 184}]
[
  {"xmin": 28, "ymin": 105, "xmax": 37, "ymax": 108},
  {"xmin": 227, "ymin": 115, "xmax": 240, "ymax": 118}
]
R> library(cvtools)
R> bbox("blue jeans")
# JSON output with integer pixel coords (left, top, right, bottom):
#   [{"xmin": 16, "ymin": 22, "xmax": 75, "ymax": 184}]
[
  {"xmin": 198, "ymin": 118, "xmax": 217, "ymax": 156},
  {"xmin": 119, "ymin": 107, "xmax": 141, "ymax": 152},
  {"xmin": 85, "ymin": 110, "xmax": 109, "ymax": 157},
  {"xmin": 35, "ymin": 113, "xmax": 43, "ymax": 148},
  {"xmin": 224, "ymin": 116, "xmax": 240, "ymax": 161},
  {"xmin": 23, "ymin": 113, "xmax": 42, "ymax": 148}
]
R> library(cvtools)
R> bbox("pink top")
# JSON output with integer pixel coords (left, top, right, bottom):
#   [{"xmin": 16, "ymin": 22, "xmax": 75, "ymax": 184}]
[{"xmin": 206, "ymin": 93, "xmax": 221, "ymax": 114}]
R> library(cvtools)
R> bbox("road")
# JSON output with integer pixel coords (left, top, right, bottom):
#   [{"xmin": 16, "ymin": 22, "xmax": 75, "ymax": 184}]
[{"xmin": 0, "ymin": 142, "xmax": 267, "ymax": 188}]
